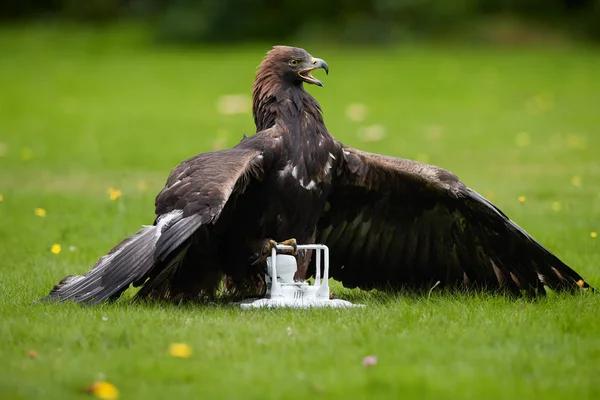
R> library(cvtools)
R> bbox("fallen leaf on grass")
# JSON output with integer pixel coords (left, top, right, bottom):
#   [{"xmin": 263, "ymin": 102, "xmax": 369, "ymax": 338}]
[
  {"xmin": 27, "ymin": 350, "xmax": 38, "ymax": 359},
  {"xmin": 85, "ymin": 381, "xmax": 119, "ymax": 400}
]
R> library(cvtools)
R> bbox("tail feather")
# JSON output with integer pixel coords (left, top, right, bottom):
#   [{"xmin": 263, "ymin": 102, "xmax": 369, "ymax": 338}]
[
  {"xmin": 43, "ymin": 225, "xmax": 159, "ymax": 304},
  {"xmin": 43, "ymin": 211, "xmax": 205, "ymax": 305},
  {"xmin": 155, "ymin": 214, "xmax": 204, "ymax": 261}
]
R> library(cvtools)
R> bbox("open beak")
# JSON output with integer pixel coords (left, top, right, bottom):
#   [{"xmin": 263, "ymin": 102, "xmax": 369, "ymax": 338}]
[{"xmin": 298, "ymin": 58, "xmax": 329, "ymax": 87}]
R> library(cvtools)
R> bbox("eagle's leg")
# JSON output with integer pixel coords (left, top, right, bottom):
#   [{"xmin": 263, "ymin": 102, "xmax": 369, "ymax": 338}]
[
  {"xmin": 266, "ymin": 238, "xmax": 335, "ymax": 299},
  {"xmin": 251, "ymin": 238, "xmax": 338, "ymax": 299},
  {"xmin": 251, "ymin": 238, "xmax": 298, "ymax": 266},
  {"xmin": 278, "ymin": 238, "xmax": 299, "ymax": 255}
]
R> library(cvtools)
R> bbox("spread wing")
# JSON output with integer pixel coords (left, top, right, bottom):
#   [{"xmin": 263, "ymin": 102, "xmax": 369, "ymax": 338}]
[
  {"xmin": 44, "ymin": 138, "xmax": 267, "ymax": 304},
  {"xmin": 151, "ymin": 144, "xmax": 265, "ymax": 263},
  {"xmin": 318, "ymin": 146, "xmax": 592, "ymax": 296}
]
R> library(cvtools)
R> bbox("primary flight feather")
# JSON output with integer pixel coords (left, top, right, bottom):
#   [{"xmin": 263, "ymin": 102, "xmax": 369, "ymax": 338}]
[{"xmin": 44, "ymin": 46, "xmax": 593, "ymax": 304}]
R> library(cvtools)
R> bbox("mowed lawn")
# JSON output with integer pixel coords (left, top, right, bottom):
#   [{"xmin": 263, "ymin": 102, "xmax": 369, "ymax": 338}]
[{"xmin": 1, "ymin": 26, "xmax": 599, "ymax": 399}]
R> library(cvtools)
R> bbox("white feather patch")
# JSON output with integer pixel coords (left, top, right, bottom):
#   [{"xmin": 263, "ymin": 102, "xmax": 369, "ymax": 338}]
[
  {"xmin": 278, "ymin": 161, "xmax": 293, "ymax": 178},
  {"xmin": 324, "ymin": 160, "xmax": 332, "ymax": 175},
  {"xmin": 155, "ymin": 210, "xmax": 183, "ymax": 238},
  {"xmin": 302, "ymin": 180, "xmax": 317, "ymax": 190}
]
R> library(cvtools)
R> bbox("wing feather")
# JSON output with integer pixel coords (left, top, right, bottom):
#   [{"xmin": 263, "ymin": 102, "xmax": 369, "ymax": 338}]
[
  {"xmin": 45, "ymin": 138, "xmax": 268, "ymax": 304},
  {"xmin": 318, "ymin": 146, "xmax": 593, "ymax": 295}
]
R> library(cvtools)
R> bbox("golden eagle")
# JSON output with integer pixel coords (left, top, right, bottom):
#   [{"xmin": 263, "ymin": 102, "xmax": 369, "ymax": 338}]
[{"xmin": 44, "ymin": 46, "xmax": 593, "ymax": 304}]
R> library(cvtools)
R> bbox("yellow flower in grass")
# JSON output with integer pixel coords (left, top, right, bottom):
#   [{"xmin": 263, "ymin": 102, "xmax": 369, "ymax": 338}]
[
  {"xmin": 34, "ymin": 208, "xmax": 46, "ymax": 217},
  {"xmin": 51, "ymin": 244, "xmax": 61, "ymax": 255},
  {"xmin": 518, "ymin": 196, "xmax": 526, "ymax": 203},
  {"xmin": 86, "ymin": 381, "xmax": 119, "ymax": 400},
  {"xmin": 169, "ymin": 343, "xmax": 192, "ymax": 358},
  {"xmin": 591, "ymin": 232, "xmax": 598, "ymax": 239},
  {"xmin": 571, "ymin": 176, "xmax": 582, "ymax": 187},
  {"xmin": 107, "ymin": 188, "xmax": 122, "ymax": 201},
  {"xmin": 0, "ymin": 194, "xmax": 3, "ymax": 202}
]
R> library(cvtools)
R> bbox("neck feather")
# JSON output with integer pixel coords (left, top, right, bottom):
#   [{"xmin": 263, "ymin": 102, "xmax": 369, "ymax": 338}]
[{"xmin": 252, "ymin": 69, "xmax": 324, "ymax": 133}]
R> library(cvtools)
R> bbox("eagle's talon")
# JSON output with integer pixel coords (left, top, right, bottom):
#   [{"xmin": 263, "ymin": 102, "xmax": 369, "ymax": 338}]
[
  {"xmin": 278, "ymin": 238, "xmax": 298, "ymax": 256},
  {"xmin": 251, "ymin": 238, "xmax": 299, "ymax": 266},
  {"xmin": 251, "ymin": 239, "xmax": 278, "ymax": 266},
  {"xmin": 267, "ymin": 239, "xmax": 278, "ymax": 252}
]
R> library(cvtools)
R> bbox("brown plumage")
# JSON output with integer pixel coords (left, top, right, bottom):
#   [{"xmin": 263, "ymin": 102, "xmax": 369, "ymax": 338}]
[{"xmin": 44, "ymin": 46, "xmax": 593, "ymax": 305}]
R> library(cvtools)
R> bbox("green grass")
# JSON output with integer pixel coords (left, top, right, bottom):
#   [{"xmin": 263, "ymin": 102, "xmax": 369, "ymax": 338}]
[{"xmin": 1, "ymin": 25, "xmax": 600, "ymax": 399}]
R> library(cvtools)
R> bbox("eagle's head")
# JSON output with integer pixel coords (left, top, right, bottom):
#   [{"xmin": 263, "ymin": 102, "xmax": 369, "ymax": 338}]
[
  {"xmin": 252, "ymin": 46, "xmax": 329, "ymax": 131},
  {"xmin": 258, "ymin": 46, "xmax": 329, "ymax": 87}
]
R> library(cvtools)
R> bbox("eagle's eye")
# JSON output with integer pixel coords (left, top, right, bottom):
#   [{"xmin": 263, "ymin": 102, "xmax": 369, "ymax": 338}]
[{"xmin": 289, "ymin": 59, "xmax": 299, "ymax": 67}]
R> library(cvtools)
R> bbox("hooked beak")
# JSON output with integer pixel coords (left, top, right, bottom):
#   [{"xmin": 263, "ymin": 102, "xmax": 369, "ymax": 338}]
[{"xmin": 298, "ymin": 57, "xmax": 329, "ymax": 87}]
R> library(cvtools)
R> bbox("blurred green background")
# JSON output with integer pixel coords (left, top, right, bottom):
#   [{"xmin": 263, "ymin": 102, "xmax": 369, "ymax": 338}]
[
  {"xmin": 1, "ymin": 2, "xmax": 600, "ymax": 400},
  {"xmin": 2, "ymin": 0, "xmax": 600, "ymax": 44}
]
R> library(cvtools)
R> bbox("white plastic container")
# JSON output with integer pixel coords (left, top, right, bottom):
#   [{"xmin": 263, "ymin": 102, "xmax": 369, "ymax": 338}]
[{"xmin": 239, "ymin": 244, "xmax": 363, "ymax": 309}]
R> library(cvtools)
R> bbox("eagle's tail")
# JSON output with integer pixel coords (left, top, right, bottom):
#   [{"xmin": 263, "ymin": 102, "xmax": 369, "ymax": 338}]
[{"xmin": 42, "ymin": 225, "xmax": 158, "ymax": 305}]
